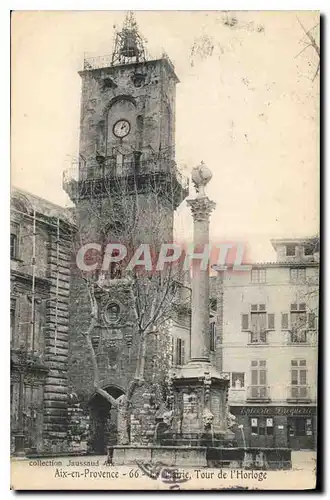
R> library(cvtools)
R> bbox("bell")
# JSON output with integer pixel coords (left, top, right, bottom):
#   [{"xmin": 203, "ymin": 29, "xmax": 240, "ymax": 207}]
[{"xmin": 120, "ymin": 31, "xmax": 139, "ymax": 58}]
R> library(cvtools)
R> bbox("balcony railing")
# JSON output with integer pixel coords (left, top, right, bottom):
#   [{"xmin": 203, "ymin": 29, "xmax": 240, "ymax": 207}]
[
  {"xmin": 289, "ymin": 329, "xmax": 307, "ymax": 344},
  {"xmin": 82, "ymin": 50, "xmax": 176, "ymax": 73},
  {"xmin": 248, "ymin": 330, "xmax": 268, "ymax": 344},
  {"xmin": 63, "ymin": 152, "xmax": 189, "ymax": 196},
  {"xmin": 287, "ymin": 385, "xmax": 311, "ymax": 401},
  {"xmin": 247, "ymin": 385, "xmax": 271, "ymax": 401}
]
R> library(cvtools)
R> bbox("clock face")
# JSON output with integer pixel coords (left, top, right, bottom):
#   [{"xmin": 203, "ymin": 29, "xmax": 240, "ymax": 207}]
[{"xmin": 113, "ymin": 119, "xmax": 131, "ymax": 138}]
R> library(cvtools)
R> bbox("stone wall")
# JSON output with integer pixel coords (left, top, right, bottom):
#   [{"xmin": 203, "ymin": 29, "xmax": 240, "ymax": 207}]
[
  {"xmin": 11, "ymin": 190, "xmax": 73, "ymax": 454},
  {"xmin": 43, "ymin": 223, "xmax": 72, "ymax": 453}
]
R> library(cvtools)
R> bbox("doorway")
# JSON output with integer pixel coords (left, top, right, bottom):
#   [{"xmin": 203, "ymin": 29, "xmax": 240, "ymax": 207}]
[
  {"xmin": 88, "ymin": 386, "xmax": 124, "ymax": 455},
  {"xmin": 287, "ymin": 417, "xmax": 314, "ymax": 450}
]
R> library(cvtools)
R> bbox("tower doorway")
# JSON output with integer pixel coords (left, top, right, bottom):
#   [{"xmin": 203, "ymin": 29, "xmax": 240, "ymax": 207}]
[{"xmin": 88, "ymin": 386, "xmax": 124, "ymax": 455}]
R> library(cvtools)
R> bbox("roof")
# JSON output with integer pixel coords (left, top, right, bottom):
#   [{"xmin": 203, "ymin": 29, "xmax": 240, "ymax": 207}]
[
  {"xmin": 11, "ymin": 187, "xmax": 75, "ymax": 225},
  {"xmin": 270, "ymin": 237, "xmax": 319, "ymax": 251},
  {"xmin": 212, "ymin": 260, "xmax": 319, "ymax": 272}
]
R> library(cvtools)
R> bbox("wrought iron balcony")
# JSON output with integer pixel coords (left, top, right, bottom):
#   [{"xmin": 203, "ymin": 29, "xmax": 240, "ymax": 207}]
[
  {"xmin": 63, "ymin": 152, "xmax": 189, "ymax": 206},
  {"xmin": 289, "ymin": 328, "xmax": 307, "ymax": 344},
  {"xmin": 287, "ymin": 385, "xmax": 311, "ymax": 402},
  {"xmin": 248, "ymin": 330, "xmax": 268, "ymax": 345},
  {"xmin": 247, "ymin": 385, "xmax": 271, "ymax": 402},
  {"xmin": 82, "ymin": 50, "xmax": 176, "ymax": 73}
]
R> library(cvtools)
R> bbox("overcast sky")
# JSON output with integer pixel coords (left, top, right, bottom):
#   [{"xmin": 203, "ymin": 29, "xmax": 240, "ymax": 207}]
[{"xmin": 11, "ymin": 10, "xmax": 319, "ymax": 261}]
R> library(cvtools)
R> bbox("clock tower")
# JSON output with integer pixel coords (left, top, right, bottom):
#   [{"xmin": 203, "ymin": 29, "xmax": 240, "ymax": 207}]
[{"xmin": 64, "ymin": 13, "xmax": 188, "ymax": 453}]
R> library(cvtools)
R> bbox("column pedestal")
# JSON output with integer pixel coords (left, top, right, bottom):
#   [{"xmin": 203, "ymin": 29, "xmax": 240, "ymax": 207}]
[
  {"xmin": 169, "ymin": 182, "xmax": 234, "ymax": 444},
  {"xmin": 170, "ymin": 364, "xmax": 234, "ymax": 443}
]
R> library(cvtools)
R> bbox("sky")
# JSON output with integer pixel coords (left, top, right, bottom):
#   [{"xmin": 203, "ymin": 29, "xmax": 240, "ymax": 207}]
[{"xmin": 11, "ymin": 10, "xmax": 319, "ymax": 261}]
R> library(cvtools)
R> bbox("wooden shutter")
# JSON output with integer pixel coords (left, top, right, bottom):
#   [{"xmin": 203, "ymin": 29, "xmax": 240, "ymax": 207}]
[
  {"xmin": 176, "ymin": 338, "xmax": 180, "ymax": 365},
  {"xmin": 170, "ymin": 337, "xmax": 174, "ymax": 366},
  {"xmin": 267, "ymin": 314, "xmax": 275, "ymax": 330},
  {"xmin": 242, "ymin": 314, "xmax": 249, "ymax": 331},
  {"xmin": 251, "ymin": 369, "xmax": 258, "ymax": 386},
  {"xmin": 281, "ymin": 313, "xmax": 289, "ymax": 329},
  {"xmin": 259, "ymin": 369, "xmax": 267, "ymax": 385},
  {"xmin": 181, "ymin": 340, "xmax": 185, "ymax": 365},
  {"xmin": 291, "ymin": 368, "xmax": 298, "ymax": 385},
  {"xmin": 300, "ymin": 369, "xmax": 307, "ymax": 385}
]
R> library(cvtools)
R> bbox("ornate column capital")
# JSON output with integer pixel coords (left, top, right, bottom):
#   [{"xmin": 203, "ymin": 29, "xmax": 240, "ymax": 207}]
[{"xmin": 187, "ymin": 197, "xmax": 216, "ymax": 222}]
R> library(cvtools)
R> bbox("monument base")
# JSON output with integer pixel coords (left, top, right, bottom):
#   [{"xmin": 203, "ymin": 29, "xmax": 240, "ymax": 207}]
[
  {"xmin": 169, "ymin": 361, "xmax": 232, "ymax": 437},
  {"xmin": 109, "ymin": 445, "xmax": 292, "ymax": 470}
]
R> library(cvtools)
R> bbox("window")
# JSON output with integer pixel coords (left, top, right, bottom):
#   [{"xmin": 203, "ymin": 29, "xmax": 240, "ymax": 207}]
[
  {"xmin": 288, "ymin": 417, "xmax": 313, "ymax": 437},
  {"xmin": 102, "ymin": 77, "xmax": 117, "ymax": 90},
  {"xmin": 209, "ymin": 321, "xmax": 216, "ymax": 352},
  {"xmin": 232, "ymin": 372, "xmax": 245, "ymax": 389},
  {"xmin": 242, "ymin": 306, "xmax": 275, "ymax": 340},
  {"xmin": 251, "ymin": 268, "xmax": 266, "ymax": 283},
  {"xmin": 109, "ymin": 248, "xmax": 123, "ymax": 279},
  {"xmin": 10, "ymin": 299, "xmax": 16, "ymax": 346},
  {"xmin": 250, "ymin": 308, "xmax": 267, "ymax": 343},
  {"xmin": 282, "ymin": 305, "xmax": 316, "ymax": 337},
  {"xmin": 290, "ymin": 303, "xmax": 307, "ymax": 343},
  {"xmin": 175, "ymin": 338, "xmax": 185, "ymax": 366},
  {"xmin": 290, "ymin": 359, "xmax": 308, "ymax": 398},
  {"xmin": 250, "ymin": 360, "xmax": 268, "ymax": 398},
  {"xmin": 10, "ymin": 223, "xmax": 19, "ymax": 259},
  {"xmin": 32, "ymin": 299, "xmax": 43, "ymax": 353},
  {"xmin": 251, "ymin": 417, "xmax": 273, "ymax": 435},
  {"xmin": 210, "ymin": 297, "xmax": 217, "ymax": 312},
  {"xmin": 290, "ymin": 268, "xmax": 306, "ymax": 283},
  {"xmin": 308, "ymin": 312, "xmax": 316, "ymax": 329},
  {"xmin": 286, "ymin": 244, "xmax": 296, "ymax": 257},
  {"xmin": 304, "ymin": 245, "xmax": 314, "ymax": 256}
]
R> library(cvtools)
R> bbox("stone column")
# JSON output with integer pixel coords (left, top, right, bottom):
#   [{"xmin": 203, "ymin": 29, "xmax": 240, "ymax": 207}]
[{"xmin": 187, "ymin": 196, "xmax": 215, "ymax": 363}]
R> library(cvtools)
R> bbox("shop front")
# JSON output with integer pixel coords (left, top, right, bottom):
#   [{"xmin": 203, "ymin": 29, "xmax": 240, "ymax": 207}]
[{"xmin": 230, "ymin": 405, "xmax": 317, "ymax": 450}]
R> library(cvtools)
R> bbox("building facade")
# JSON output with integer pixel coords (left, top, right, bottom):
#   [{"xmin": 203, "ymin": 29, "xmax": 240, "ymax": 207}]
[
  {"xmin": 10, "ymin": 188, "xmax": 73, "ymax": 454},
  {"xmin": 215, "ymin": 238, "xmax": 319, "ymax": 450}
]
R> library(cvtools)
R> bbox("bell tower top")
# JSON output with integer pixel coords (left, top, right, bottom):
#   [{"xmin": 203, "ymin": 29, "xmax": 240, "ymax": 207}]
[{"xmin": 111, "ymin": 11, "xmax": 147, "ymax": 66}]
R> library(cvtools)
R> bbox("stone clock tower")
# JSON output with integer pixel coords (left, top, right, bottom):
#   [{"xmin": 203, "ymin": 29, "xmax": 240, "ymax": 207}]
[{"xmin": 64, "ymin": 13, "xmax": 188, "ymax": 452}]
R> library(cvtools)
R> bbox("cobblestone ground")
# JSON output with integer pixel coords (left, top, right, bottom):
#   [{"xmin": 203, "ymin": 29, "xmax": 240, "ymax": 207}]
[
  {"xmin": 11, "ymin": 451, "xmax": 317, "ymax": 490},
  {"xmin": 291, "ymin": 450, "xmax": 317, "ymax": 470}
]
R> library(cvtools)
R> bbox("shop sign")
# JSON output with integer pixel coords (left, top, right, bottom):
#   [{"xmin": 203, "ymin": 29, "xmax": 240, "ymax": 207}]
[{"xmin": 231, "ymin": 406, "xmax": 316, "ymax": 417}]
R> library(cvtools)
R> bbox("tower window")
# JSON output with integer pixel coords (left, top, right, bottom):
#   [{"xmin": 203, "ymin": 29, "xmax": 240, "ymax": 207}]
[
  {"xmin": 304, "ymin": 245, "xmax": 314, "ymax": 256},
  {"xmin": 286, "ymin": 245, "xmax": 296, "ymax": 256},
  {"xmin": 132, "ymin": 73, "xmax": 146, "ymax": 88},
  {"xmin": 102, "ymin": 78, "xmax": 117, "ymax": 90}
]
